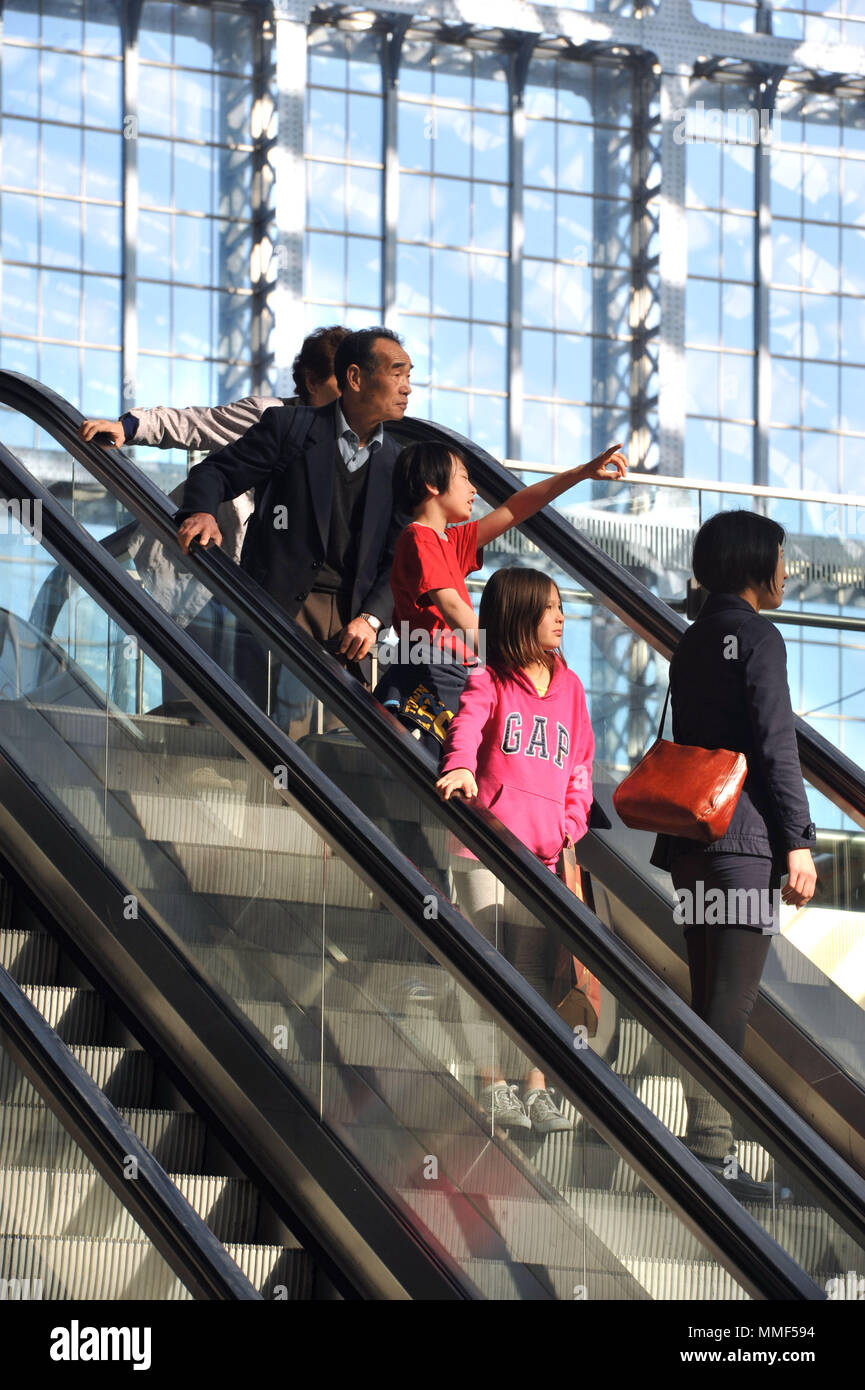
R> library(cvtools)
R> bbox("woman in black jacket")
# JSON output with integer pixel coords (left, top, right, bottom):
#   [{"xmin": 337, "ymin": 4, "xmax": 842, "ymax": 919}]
[{"xmin": 651, "ymin": 510, "xmax": 817, "ymax": 1198}]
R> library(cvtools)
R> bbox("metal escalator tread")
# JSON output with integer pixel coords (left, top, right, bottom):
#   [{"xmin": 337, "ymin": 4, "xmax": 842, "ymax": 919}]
[{"xmin": 0, "ymin": 900, "xmax": 323, "ymax": 1300}]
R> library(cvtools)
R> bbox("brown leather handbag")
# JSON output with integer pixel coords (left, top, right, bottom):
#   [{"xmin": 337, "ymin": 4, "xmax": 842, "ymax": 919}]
[{"xmin": 612, "ymin": 686, "xmax": 747, "ymax": 841}]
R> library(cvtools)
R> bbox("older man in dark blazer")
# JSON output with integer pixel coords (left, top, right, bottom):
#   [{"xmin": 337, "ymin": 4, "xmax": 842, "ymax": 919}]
[{"xmin": 176, "ymin": 327, "xmax": 412, "ymax": 731}]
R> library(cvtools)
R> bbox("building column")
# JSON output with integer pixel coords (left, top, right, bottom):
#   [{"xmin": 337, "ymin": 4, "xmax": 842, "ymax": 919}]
[
  {"xmin": 272, "ymin": 1, "xmax": 310, "ymax": 397},
  {"xmin": 120, "ymin": 0, "xmax": 143, "ymax": 414},
  {"xmin": 657, "ymin": 67, "xmax": 689, "ymax": 478},
  {"xmin": 507, "ymin": 36, "xmax": 535, "ymax": 463}
]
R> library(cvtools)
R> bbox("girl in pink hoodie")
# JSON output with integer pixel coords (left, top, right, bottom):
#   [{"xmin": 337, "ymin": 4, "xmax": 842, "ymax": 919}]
[{"xmin": 436, "ymin": 567, "xmax": 594, "ymax": 1135}]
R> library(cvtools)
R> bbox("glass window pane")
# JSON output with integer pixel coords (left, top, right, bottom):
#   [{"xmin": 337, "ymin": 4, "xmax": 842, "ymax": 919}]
[
  {"xmin": 523, "ymin": 258, "xmax": 555, "ymax": 328},
  {"xmin": 472, "ymin": 112, "xmax": 508, "ymax": 183},
  {"xmin": 721, "ymin": 212, "xmax": 754, "ymax": 281},
  {"xmin": 1, "ymin": 192, "xmax": 39, "ymax": 263},
  {"xmin": 469, "ymin": 393, "xmax": 505, "ymax": 455},
  {"xmin": 139, "ymin": 65, "xmax": 172, "ymax": 136},
  {"xmin": 346, "ymin": 164, "xmax": 380, "ymax": 234},
  {"xmin": 686, "ymin": 280, "xmax": 720, "ymax": 346},
  {"xmin": 84, "ymin": 55, "xmax": 122, "ymax": 128},
  {"xmin": 398, "ymin": 101, "xmax": 432, "ymax": 173},
  {"xmin": 138, "ymin": 209, "xmax": 172, "ymax": 279},
  {"xmin": 841, "ymin": 227, "xmax": 865, "ymax": 295},
  {"xmin": 431, "ymin": 107, "xmax": 472, "ymax": 179},
  {"xmin": 139, "ymin": 2, "xmax": 172, "ymax": 64},
  {"xmin": 173, "ymin": 285, "xmax": 212, "ymax": 356},
  {"xmin": 215, "ymin": 74, "xmax": 252, "ymax": 144},
  {"xmin": 396, "ymin": 245, "xmax": 431, "ymax": 314},
  {"xmin": 687, "ymin": 208, "xmax": 721, "ymax": 278},
  {"xmin": 139, "ymin": 137, "xmax": 172, "ymax": 207},
  {"xmin": 557, "ymin": 334, "xmax": 591, "ymax": 400},
  {"xmin": 308, "ymin": 87, "xmax": 346, "ymax": 161},
  {"xmin": 524, "ymin": 120, "xmax": 556, "ymax": 190},
  {"xmin": 42, "ymin": 0, "xmax": 84, "ymax": 49},
  {"xmin": 41, "ymin": 123, "xmax": 82, "ymax": 196},
  {"xmin": 802, "ymin": 294, "xmax": 840, "ymax": 361},
  {"xmin": 686, "ymin": 348, "xmax": 720, "ymax": 416},
  {"xmin": 721, "ymin": 281, "xmax": 753, "ymax": 351},
  {"xmin": 83, "ymin": 203, "xmax": 120, "ymax": 274},
  {"xmin": 471, "ymin": 182, "xmax": 507, "ymax": 253},
  {"xmin": 173, "ymin": 213, "xmax": 213, "ymax": 283},
  {"xmin": 523, "ymin": 329, "xmax": 555, "ymax": 398},
  {"xmin": 687, "ymin": 141, "xmax": 722, "ymax": 208},
  {"xmin": 40, "ymin": 341, "xmax": 81, "ymax": 406},
  {"xmin": 433, "ymin": 177, "xmax": 471, "ymax": 248},
  {"xmin": 82, "ymin": 275, "xmax": 121, "ymax": 346},
  {"xmin": 308, "ymin": 160, "xmax": 344, "ymax": 232},
  {"xmin": 41, "ymin": 198, "xmax": 81, "ymax": 268},
  {"xmin": 174, "ymin": 4, "xmax": 213, "ymax": 70},
  {"xmin": 84, "ymin": 0, "xmax": 122, "ymax": 57},
  {"xmin": 770, "ymin": 148, "xmax": 802, "ymax": 218},
  {"xmin": 721, "ymin": 142, "xmax": 754, "ymax": 210},
  {"xmin": 347, "ymin": 93, "xmax": 381, "ymax": 166},
  {"xmin": 1, "ymin": 264, "xmax": 39, "ymax": 337},
  {"xmin": 2, "ymin": 42, "xmax": 40, "ymax": 116},
  {"xmin": 771, "ymin": 358, "xmax": 801, "ymax": 425},
  {"xmin": 558, "ymin": 122, "xmax": 593, "ymax": 190},
  {"xmin": 432, "ymin": 248, "xmax": 469, "ymax": 317},
  {"xmin": 175, "ymin": 68, "xmax": 213, "ymax": 144},
  {"xmin": 83, "ymin": 346, "xmax": 120, "ymax": 417},
  {"xmin": 346, "ymin": 237, "xmax": 381, "ymax": 309},
  {"xmin": 431, "ymin": 318, "xmax": 469, "ymax": 388},
  {"xmin": 40, "ymin": 51, "xmax": 82, "ymax": 123},
  {"xmin": 471, "ymin": 323, "xmax": 507, "ymax": 393},
  {"xmin": 397, "ymin": 174, "xmax": 431, "ymax": 243},
  {"xmin": 555, "ymin": 263, "xmax": 591, "ymax": 332},
  {"xmin": 307, "ymin": 231, "xmax": 345, "ymax": 304},
  {"xmin": 524, "ymin": 189, "xmax": 555, "ymax": 259},
  {"xmin": 84, "ymin": 128, "xmax": 121, "ymax": 201},
  {"xmin": 173, "ymin": 143, "xmax": 213, "ymax": 214},
  {"xmin": 42, "ymin": 269, "xmax": 81, "ymax": 340},
  {"xmin": 3, "ymin": 117, "xmax": 39, "ymax": 191}
]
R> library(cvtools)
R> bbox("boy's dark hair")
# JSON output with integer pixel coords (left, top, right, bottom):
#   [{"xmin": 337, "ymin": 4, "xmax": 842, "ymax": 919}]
[
  {"xmin": 291, "ymin": 325, "xmax": 349, "ymax": 402},
  {"xmin": 692, "ymin": 510, "xmax": 786, "ymax": 595},
  {"xmin": 333, "ymin": 326, "xmax": 404, "ymax": 391},
  {"xmin": 479, "ymin": 567, "xmax": 564, "ymax": 675},
  {"xmin": 392, "ymin": 441, "xmax": 466, "ymax": 515}
]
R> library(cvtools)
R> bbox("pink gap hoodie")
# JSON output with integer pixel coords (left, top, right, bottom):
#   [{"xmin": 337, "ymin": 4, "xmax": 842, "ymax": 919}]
[{"xmin": 440, "ymin": 658, "xmax": 595, "ymax": 868}]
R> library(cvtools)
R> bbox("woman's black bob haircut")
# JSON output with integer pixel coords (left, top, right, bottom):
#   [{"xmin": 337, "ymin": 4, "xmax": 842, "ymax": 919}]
[
  {"xmin": 392, "ymin": 441, "xmax": 467, "ymax": 515},
  {"xmin": 692, "ymin": 510, "xmax": 786, "ymax": 595}
]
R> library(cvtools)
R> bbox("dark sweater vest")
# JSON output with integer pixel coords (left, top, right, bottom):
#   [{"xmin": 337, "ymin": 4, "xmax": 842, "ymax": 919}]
[{"xmin": 314, "ymin": 455, "xmax": 370, "ymax": 595}]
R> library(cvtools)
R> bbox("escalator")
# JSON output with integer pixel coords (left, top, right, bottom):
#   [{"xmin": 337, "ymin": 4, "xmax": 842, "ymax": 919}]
[{"xmin": 0, "ymin": 371, "xmax": 864, "ymax": 1300}]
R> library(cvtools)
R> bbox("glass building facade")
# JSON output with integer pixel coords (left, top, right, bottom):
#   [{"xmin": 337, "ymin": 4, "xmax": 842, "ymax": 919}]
[{"xmin": 1, "ymin": 0, "xmax": 865, "ymax": 768}]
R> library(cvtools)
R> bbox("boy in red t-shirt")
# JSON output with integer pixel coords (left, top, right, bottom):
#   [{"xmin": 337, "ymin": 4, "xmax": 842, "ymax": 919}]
[{"xmin": 375, "ymin": 439, "xmax": 627, "ymax": 756}]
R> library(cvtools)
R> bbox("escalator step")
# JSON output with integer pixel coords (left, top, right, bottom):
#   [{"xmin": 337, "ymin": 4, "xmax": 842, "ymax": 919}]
[
  {"xmin": 0, "ymin": 1167, "xmax": 257, "ymax": 1243},
  {"xmin": 0, "ymin": 1046, "xmax": 153, "ymax": 1107},
  {"xmin": 0, "ymin": 1101, "xmax": 210, "ymax": 1175},
  {"xmin": 622, "ymin": 1257, "xmax": 748, "ymax": 1301},
  {"xmin": 19, "ymin": 985, "xmax": 104, "ymax": 1043},
  {"xmin": 0, "ymin": 1234, "xmax": 193, "ymax": 1300},
  {"xmin": 0, "ymin": 927, "xmax": 60, "ymax": 983}
]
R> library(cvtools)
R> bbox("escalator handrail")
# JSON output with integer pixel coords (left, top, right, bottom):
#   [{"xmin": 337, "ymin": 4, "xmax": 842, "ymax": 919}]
[
  {"xmin": 1, "ymin": 372, "xmax": 864, "ymax": 1254},
  {"xmin": 0, "ymin": 949, "xmax": 262, "ymax": 1300},
  {"xmin": 0, "ymin": 436, "xmax": 826, "ymax": 1301}
]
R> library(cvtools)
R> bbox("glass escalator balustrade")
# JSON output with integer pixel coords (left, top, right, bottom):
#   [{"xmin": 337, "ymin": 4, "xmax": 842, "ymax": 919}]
[
  {"xmin": 2, "ymin": 405, "xmax": 865, "ymax": 1295},
  {"xmin": 0, "ymin": 497, "xmax": 757, "ymax": 1300}
]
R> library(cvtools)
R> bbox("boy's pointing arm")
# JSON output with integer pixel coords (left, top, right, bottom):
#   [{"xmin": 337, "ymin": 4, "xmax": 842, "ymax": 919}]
[{"xmin": 475, "ymin": 443, "xmax": 628, "ymax": 549}]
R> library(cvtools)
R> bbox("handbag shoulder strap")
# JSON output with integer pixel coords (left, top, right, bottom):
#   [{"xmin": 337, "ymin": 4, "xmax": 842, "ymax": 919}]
[{"xmin": 657, "ymin": 681, "xmax": 671, "ymax": 741}]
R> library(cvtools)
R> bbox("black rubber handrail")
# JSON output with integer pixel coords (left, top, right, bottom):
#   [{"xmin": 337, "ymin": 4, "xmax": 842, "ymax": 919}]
[
  {"xmin": 0, "ymin": 436, "xmax": 826, "ymax": 1299},
  {"xmin": 1, "ymin": 372, "xmax": 863, "ymax": 1262},
  {"xmin": 0, "ymin": 956, "xmax": 263, "ymax": 1301}
]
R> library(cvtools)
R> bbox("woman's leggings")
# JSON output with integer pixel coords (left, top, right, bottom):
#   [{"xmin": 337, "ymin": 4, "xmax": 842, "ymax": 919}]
[{"xmin": 671, "ymin": 852, "xmax": 776, "ymax": 1161}]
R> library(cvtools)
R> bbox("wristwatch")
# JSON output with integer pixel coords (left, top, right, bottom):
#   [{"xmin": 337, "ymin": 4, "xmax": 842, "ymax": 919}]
[{"xmin": 359, "ymin": 613, "xmax": 382, "ymax": 633}]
